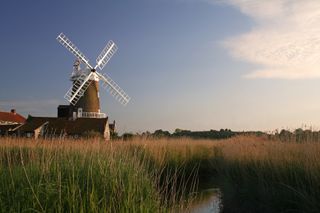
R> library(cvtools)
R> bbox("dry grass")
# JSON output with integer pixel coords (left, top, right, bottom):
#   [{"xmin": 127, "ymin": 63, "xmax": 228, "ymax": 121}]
[
  {"xmin": 126, "ymin": 136, "xmax": 320, "ymax": 212},
  {"xmin": 0, "ymin": 136, "xmax": 319, "ymax": 212}
]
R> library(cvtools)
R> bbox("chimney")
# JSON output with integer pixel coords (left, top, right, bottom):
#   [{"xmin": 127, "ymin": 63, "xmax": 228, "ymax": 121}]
[{"xmin": 11, "ymin": 109, "xmax": 16, "ymax": 114}]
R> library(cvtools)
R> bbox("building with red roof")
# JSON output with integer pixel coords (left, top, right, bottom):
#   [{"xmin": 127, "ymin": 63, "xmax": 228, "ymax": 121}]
[
  {"xmin": 0, "ymin": 109, "xmax": 26, "ymax": 124},
  {"xmin": 0, "ymin": 109, "xmax": 26, "ymax": 136}
]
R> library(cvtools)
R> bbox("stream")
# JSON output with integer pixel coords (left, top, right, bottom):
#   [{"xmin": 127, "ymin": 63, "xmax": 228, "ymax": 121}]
[{"xmin": 189, "ymin": 188, "xmax": 222, "ymax": 213}]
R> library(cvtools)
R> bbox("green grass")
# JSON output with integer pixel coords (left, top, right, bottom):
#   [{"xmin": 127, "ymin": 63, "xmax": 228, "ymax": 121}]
[
  {"xmin": 0, "ymin": 136, "xmax": 320, "ymax": 212},
  {"xmin": 142, "ymin": 136, "xmax": 320, "ymax": 213},
  {"xmin": 123, "ymin": 137, "xmax": 320, "ymax": 212},
  {"xmin": 0, "ymin": 138, "xmax": 196, "ymax": 212}
]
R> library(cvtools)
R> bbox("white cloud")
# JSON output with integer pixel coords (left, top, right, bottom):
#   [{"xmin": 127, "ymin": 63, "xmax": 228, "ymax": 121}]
[{"xmin": 218, "ymin": 0, "xmax": 320, "ymax": 79}]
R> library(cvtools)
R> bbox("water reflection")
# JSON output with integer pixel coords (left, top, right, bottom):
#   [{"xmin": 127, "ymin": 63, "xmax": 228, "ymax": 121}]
[{"xmin": 189, "ymin": 188, "xmax": 222, "ymax": 213}]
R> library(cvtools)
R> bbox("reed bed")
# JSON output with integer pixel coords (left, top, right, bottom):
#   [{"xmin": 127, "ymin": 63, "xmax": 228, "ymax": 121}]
[
  {"xmin": 122, "ymin": 136, "xmax": 320, "ymax": 212},
  {"xmin": 0, "ymin": 137, "xmax": 196, "ymax": 212},
  {"xmin": 0, "ymin": 136, "xmax": 319, "ymax": 212}
]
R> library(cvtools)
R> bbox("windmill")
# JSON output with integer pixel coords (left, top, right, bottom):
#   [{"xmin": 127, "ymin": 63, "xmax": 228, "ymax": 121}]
[{"xmin": 56, "ymin": 33, "xmax": 130, "ymax": 119}]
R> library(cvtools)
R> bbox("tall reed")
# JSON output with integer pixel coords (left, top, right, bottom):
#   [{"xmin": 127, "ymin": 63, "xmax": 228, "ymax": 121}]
[
  {"xmin": 0, "ymin": 138, "xmax": 197, "ymax": 212},
  {"xmin": 1, "ymin": 136, "xmax": 319, "ymax": 212}
]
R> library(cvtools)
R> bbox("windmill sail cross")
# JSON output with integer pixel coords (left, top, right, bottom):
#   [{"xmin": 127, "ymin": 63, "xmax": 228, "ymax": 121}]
[{"xmin": 57, "ymin": 32, "xmax": 130, "ymax": 107}]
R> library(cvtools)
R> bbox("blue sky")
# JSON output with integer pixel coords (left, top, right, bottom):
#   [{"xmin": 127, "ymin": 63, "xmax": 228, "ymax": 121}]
[{"xmin": 1, "ymin": 0, "xmax": 320, "ymax": 133}]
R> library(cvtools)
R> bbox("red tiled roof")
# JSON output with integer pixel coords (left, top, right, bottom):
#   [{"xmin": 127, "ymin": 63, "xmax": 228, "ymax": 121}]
[{"xmin": 0, "ymin": 112, "xmax": 26, "ymax": 124}]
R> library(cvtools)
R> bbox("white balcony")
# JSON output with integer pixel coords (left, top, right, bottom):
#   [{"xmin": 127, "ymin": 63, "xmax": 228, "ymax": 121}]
[{"xmin": 79, "ymin": 112, "xmax": 106, "ymax": 118}]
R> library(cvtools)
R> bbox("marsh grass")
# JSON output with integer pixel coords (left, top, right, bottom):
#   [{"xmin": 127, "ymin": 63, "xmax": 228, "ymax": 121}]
[
  {"xmin": 214, "ymin": 137, "xmax": 320, "ymax": 213},
  {"xmin": 0, "ymin": 138, "xmax": 198, "ymax": 212},
  {"xmin": 121, "ymin": 136, "xmax": 320, "ymax": 212},
  {"xmin": 0, "ymin": 136, "xmax": 319, "ymax": 212}
]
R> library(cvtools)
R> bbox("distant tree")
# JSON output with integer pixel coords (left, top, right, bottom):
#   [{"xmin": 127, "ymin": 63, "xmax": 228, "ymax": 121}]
[
  {"xmin": 153, "ymin": 129, "xmax": 171, "ymax": 138},
  {"xmin": 294, "ymin": 128, "xmax": 304, "ymax": 143},
  {"xmin": 174, "ymin": 128, "xmax": 183, "ymax": 134},
  {"xmin": 141, "ymin": 131, "xmax": 151, "ymax": 139},
  {"xmin": 279, "ymin": 129, "xmax": 292, "ymax": 142},
  {"xmin": 122, "ymin": 133, "xmax": 134, "ymax": 141},
  {"xmin": 111, "ymin": 131, "xmax": 119, "ymax": 140},
  {"xmin": 294, "ymin": 128, "xmax": 304, "ymax": 135}
]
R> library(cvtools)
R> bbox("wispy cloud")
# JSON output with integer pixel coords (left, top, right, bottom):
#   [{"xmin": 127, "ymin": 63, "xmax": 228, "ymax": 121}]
[{"xmin": 216, "ymin": 0, "xmax": 320, "ymax": 79}]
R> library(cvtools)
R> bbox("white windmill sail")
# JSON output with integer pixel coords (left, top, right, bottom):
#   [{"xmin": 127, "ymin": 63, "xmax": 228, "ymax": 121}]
[
  {"xmin": 95, "ymin": 40, "xmax": 118, "ymax": 70},
  {"xmin": 57, "ymin": 32, "xmax": 130, "ymax": 106},
  {"xmin": 96, "ymin": 72, "xmax": 130, "ymax": 105},
  {"xmin": 64, "ymin": 72, "xmax": 94, "ymax": 105},
  {"xmin": 57, "ymin": 33, "xmax": 93, "ymax": 69}
]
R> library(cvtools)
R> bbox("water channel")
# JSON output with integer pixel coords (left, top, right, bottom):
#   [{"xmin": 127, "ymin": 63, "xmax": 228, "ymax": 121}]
[{"xmin": 189, "ymin": 188, "xmax": 222, "ymax": 213}]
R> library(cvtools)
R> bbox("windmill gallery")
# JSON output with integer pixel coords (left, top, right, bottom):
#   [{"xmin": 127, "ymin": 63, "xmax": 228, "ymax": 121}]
[{"xmin": 1, "ymin": 33, "xmax": 130, "ymax": 140}]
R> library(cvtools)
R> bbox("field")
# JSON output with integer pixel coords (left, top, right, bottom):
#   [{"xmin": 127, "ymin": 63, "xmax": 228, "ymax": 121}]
[{"xmin": 0, "ymin": 136, "xmax": 319, "ymax": 212}]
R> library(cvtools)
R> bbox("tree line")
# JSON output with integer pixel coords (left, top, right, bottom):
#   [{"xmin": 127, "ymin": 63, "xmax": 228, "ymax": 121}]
[
  {"xmin": 115, "ymin": 128, "xmax": 266, "ymax": 140},
  {"xmin": 113, "ymin": 128, "xmax": 320, "ymax": 142}
]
